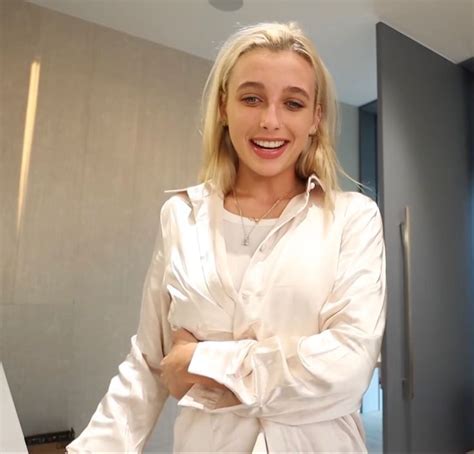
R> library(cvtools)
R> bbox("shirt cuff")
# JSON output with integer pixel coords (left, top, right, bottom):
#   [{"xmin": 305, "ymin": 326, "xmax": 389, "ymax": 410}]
[
  {"xmin": 187, "ymin": 339, "xmax": 255, "ymax": 383},
  {"xmin": 178, "ymin": 383, "xmax": 246, "ymax": 412}
]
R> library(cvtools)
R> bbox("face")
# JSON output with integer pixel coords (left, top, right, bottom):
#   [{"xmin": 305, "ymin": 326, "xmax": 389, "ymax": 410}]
[{"xmin": 221, "ymin": 49, "xmax": 321, "ymax": 182}]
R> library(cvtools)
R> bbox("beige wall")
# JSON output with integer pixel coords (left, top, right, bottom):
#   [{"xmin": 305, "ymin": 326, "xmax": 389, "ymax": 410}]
[
  {"xmin": 0, "ymin": 1, "xmax": 360, "ymax": 450},
  {"xmin": 0, "ymin": 0, "xmax": 210, "ymax": 447}
]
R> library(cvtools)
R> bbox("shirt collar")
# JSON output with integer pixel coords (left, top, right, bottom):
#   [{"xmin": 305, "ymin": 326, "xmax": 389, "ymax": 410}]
[{"xmin": 165, "ymin": 174, "xmax": 325, "ymax": 198}]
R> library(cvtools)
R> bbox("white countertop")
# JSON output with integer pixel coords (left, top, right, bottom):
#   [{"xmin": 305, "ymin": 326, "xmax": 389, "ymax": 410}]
[{"xmin": 0, "ymin": 362, "xmax": 28, "ymax": 453}]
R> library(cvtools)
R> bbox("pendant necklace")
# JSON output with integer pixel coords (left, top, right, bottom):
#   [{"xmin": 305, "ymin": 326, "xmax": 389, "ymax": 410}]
[{"xmin": 232, "ymin": 188, "xmax": 291, "ymax": 246}]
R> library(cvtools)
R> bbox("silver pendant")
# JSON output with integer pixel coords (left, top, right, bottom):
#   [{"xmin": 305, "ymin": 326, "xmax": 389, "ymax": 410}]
[{"xmin": 242, "ymin": 237, "xmax": 249, "ymax": 246}]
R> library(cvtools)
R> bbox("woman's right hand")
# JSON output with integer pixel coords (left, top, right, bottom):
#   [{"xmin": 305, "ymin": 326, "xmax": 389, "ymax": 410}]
[
  {"xmin": 159, "ymin": 328, "xmax": 242, "ymax": 404},
  {"xmin": 143, "ymin": 351, "xmax": 193, "ymax": 399},
  {"xmin": 165, "ymin": 377, "xmax": 193, "ymax": 400}
]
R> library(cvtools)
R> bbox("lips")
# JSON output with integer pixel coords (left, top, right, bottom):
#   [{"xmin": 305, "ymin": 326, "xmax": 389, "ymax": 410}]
[{"xmin": 250, "ymin": 138, "xmax": 289, "ymax": 159}]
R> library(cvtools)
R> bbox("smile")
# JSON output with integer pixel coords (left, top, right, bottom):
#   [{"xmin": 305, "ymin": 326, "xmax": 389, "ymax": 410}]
[
  {"xmin": 252, "ymin": 139, "xmax": 286, "ymax": 149},
  {"xmin": 250, "ymin": 138, "xmax": 289, "ymax": 159}
]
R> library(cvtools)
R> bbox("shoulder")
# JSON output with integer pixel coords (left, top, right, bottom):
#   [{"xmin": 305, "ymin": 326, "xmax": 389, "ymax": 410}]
[
  {"xmin": 161, "ymin": 192, "xmax": 191, "ymax": 216},
  {"xmin": 332, "ymin": 191, "xmax": 383, "ymax": 234},
  {"xmin": 160, "ymin": 181, "xmax": 212, "ymax": 220},
  {"xmin": 334, "ymin": 191, "xmax": 379, "ymax": 216}
]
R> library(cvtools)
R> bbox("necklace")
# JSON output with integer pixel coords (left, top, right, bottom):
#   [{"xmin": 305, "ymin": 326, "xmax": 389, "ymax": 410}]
[{"xmin": 232, "ymin": 188, "xmax": 294, "ymax": 246}]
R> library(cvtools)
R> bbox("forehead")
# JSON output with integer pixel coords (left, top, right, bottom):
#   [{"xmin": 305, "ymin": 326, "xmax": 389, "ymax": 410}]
[{"xmin": 228, "ymin": 49, "xmax": 316, "ymax": 94}]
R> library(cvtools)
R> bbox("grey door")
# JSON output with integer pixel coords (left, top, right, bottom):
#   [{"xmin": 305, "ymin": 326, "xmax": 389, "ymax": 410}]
[{"xmin": 377, "ymin": 23, "xmax": 474, "ymax": 453}]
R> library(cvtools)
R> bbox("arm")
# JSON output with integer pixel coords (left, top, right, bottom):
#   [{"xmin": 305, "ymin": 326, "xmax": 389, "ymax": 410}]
[
  {"xmin": 180, "ymin": 197, "xmax": 386, "ymax": 423},
  {"xmin": 159, "ymin": 328, "xmax": 240, "ymax": 404},
  {"xmin": 67, "ymin": 237, "xmax": 173, "ymax": 452}
]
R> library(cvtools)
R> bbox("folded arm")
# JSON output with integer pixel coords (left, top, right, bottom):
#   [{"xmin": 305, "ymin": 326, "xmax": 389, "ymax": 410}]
[{"xmin": 180, "ymin": 197, "xmax": 386, "ymax": 424}]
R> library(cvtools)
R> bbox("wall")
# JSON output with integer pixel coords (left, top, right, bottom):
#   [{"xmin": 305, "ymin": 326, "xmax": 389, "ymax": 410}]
[
  {"xmin": 338, "ymin": 102, "xmax": 360, "ymax": 191},
  {"xmin": 465, "ymin": 62, "xmax": 474, "ymax": 440},
  {"xmin": 0, "ymin": 1, "xmax": 360, "ymax": 450},
  {"xmin": 0, "ymin": 1, "xmax": 210, "ymax": 448}
]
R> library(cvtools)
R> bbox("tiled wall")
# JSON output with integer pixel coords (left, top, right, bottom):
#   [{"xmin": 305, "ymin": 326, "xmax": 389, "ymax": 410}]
[{"xmin": 0, "ymin": 1, "xmax": 360, "ymax": 450}]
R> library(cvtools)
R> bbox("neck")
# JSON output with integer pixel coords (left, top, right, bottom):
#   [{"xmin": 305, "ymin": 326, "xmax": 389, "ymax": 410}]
[{"xmin": 233, "ymin": 169, "xmax": 305, "ymax": 203}]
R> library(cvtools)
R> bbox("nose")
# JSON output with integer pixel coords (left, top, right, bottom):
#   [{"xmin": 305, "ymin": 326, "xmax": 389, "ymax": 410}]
[{"xmin": 259, "ymin": 104, "xmax": 281, "ymax": 130}]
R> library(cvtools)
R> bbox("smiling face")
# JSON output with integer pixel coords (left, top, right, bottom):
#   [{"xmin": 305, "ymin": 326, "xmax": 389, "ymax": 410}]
[{"xmin": 221, "ymin": 48, "xmax": 321, "ymax": 184}]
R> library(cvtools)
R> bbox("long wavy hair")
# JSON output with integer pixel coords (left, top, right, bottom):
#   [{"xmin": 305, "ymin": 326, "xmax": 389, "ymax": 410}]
[{"xmin": 199, "ymin": 22, "xmax": 346, "ymax": 212}]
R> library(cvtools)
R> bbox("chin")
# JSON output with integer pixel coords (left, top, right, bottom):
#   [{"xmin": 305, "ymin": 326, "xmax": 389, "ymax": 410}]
[{"xmin": 247, "ymin": 161, "xmax": 297, "ymax": 179}]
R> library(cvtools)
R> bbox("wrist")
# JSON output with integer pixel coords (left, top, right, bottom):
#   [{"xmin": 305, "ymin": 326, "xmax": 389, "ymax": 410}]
[{"xmin": 184, "ymin": 343, "xmax": 198, "ymax": 383}]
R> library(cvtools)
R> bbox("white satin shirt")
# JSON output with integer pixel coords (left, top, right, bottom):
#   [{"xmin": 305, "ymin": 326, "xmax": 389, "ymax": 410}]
[{"xmin": 67, "ymin": 175, "xmax": 386, "ymax": 453}]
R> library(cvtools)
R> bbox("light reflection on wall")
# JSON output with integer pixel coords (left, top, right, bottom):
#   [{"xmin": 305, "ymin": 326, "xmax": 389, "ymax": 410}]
[{"xmin": 17, "ymin": 58, "xmax": 41, "ymax": 235}]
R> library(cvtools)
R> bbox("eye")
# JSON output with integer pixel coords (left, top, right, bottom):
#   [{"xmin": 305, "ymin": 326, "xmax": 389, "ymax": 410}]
[
  {"xmin": 286, "ymin": 100, "xmax": 305, "ymax": 110},
  {"xmin": 241, "ymin": 96, "xmax": 261, "ymax": 106}
]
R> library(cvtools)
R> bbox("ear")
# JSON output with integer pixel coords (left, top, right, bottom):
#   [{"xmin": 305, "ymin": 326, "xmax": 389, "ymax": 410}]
[
  {"xmin": 219, "ymin": 93, "xmax": 228, "ymax": 125},
  {"xmin": 310, "ymin": 104, "xmax": 322, "ymax": 135}
]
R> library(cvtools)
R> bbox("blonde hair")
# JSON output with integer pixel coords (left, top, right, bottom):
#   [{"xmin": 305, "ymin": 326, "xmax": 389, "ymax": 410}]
[{"xmin": 199, "ymin": 22, "xmax": 347, "ymax": 212}]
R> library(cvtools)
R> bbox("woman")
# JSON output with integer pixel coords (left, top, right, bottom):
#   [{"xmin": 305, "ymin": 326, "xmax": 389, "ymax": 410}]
[{"xmin": 67, "ymin": 22, "xmax": 386, "ymax": 453}]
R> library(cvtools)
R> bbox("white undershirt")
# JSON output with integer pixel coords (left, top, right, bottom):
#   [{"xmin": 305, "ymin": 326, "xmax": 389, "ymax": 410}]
[{"xmin": 222, "ymin": 209, "xmax": 277, "ymax": 292}]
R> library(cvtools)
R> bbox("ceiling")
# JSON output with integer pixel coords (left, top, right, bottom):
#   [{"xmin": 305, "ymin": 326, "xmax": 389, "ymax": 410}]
[{"xmin": 27, "ymin": 0, "xmax": 473, "ymax": 106}]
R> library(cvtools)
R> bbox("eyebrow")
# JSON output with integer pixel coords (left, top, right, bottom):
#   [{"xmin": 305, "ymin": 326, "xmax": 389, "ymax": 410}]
[{"xmin": 236, "ymin": 81, "xmax": 311, "ymax": 100}]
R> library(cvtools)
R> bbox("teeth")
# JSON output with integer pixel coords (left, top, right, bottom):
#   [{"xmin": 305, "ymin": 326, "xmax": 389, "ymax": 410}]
[{"xmin": 253, "ymin": 139, "xmax": 285, "ymax": 149}]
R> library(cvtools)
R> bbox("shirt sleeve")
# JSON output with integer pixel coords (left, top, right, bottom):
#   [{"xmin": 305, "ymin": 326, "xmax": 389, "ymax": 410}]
[
  {"xmin": 180, "ymin": 196, "xmax": 386, "ymax": 424},
  {"xmin": 66, "ymin": 234, "xmax": 173, "ymax": 452}
]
